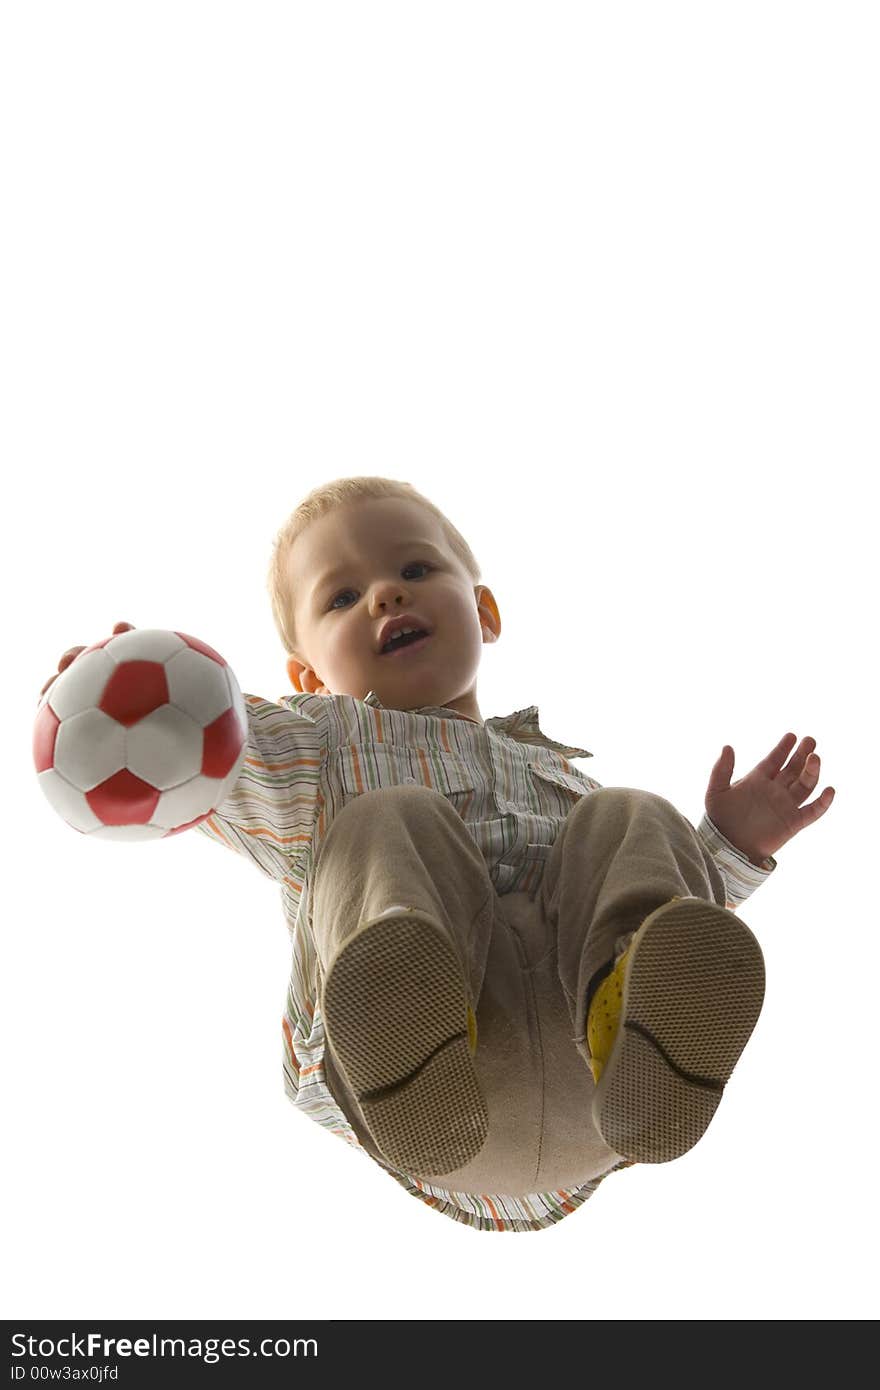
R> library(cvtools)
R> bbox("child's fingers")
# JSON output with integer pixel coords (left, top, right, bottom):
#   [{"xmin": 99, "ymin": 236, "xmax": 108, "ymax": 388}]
[
  {"xmin": 39, "ymin": 648, "xmax": 82, "ymax": 700},
  {"xmin": 40, "ymin": 625, "xmax": 134, "ymax": 701}
]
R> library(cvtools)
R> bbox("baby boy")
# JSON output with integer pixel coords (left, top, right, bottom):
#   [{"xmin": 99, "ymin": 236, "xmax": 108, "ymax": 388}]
[{"xmin": 42, "ymin": 476, "xmax": 834, "ymax": 1233}]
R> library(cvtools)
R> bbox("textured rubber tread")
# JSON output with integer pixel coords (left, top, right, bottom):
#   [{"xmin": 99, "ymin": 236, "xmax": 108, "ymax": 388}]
[
  {"xmin": 322, "ymin": 911, "xmax": 488, "ymax": 1175},
  {"xmin": 592, "ymin": 898, "xmax": 765, "ymax": 1163}
]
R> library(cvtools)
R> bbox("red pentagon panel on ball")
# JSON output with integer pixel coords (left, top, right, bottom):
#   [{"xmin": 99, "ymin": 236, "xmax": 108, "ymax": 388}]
[
  {"xmin": 176, "ymin": 633, "xmax": 227, "ymax": 666},
  {"xmin": 86, "ymin": 768, "xmax": 161, "ymax": 825},
  {"xmin": 202, "ymin": 706, "xmax": 245, "ymax": 779},
  {"xmin": 100, "ymin": 662, "xmax": 169, "ymax": 727},
  {"xmin": 33, "ymin": 702, "xmax": 61, "ymax": 772}
]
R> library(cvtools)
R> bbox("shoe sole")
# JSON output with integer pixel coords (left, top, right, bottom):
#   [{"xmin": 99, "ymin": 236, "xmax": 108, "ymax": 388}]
[
  {"xmin": 592, "ymin": 897, "xmax": 766, "ymax": 1163},
  {"xmin": 321, "ymin": 909, "xmax": 488, "ymax": 1175}
]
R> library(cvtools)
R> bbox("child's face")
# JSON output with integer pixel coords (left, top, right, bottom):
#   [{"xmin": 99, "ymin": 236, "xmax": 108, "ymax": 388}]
[{"xmin": 284, "ymin": 497, "xmax": 500, "ymax": 722}]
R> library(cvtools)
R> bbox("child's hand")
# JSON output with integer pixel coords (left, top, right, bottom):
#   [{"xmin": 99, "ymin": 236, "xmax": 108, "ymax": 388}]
[
  {"xmin": 39, "ymin": 622, "xmax": 135, "ymax": 702},
  {"xmin": 704, "ymin": 733, "xmax": 835, "ymax": 865}
]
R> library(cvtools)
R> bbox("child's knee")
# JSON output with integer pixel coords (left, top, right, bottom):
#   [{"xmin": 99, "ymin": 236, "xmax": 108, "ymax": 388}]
[{"xmin": 336, "ymin": 782, "xmax": 451, "ymax": 829}]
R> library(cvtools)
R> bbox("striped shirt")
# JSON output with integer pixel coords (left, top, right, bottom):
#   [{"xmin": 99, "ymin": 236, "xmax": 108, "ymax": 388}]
[{"xmin": 197, "ymin": 688, "xmax": 776, "ymax": 1233}]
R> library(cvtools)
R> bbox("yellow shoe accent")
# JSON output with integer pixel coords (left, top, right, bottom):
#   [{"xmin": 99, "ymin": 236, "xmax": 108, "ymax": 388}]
[
  {"xmin": 466, "ymin": 1004, "xmax": 477, "ymax": 1055},
  {"xmin": 586, "ymin": 900, "xmax": 686, "ymax": 1083},
  {"xmin": 586, "ymin": 946, "xmax": 631, "ymax": 1084}
]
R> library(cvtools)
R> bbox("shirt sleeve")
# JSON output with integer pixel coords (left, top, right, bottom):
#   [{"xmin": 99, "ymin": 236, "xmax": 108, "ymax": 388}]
[
  {"xmin": 195, "ymin": 692, "xmax": 326, "ymax": 886},
  {"xmin": 695, "ymin": 812, "xmax": 777, "ymax": 911}
]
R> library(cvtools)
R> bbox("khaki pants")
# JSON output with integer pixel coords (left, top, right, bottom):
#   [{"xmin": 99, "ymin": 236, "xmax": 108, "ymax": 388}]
[{"xmin": 310, "ymin": 784, "xmax": 728, "ymax": 1195}]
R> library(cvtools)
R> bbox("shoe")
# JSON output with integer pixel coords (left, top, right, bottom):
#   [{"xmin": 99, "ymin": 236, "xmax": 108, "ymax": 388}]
[
  {"xmin": 587, "ymin": 896, "xmax": 765, "ymax": 1163},
  {"xmin": 321, "ymin": 905, "xmax": 486, "ymax": 1175}
]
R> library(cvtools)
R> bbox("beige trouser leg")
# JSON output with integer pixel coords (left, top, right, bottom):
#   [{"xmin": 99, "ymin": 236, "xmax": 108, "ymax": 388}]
[{"xmin": 536, "ymin": 786, "xmax": 728, "ymax": 1072}]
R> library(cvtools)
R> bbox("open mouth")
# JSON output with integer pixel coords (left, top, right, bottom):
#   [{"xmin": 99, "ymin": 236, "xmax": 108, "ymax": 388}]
[{"xmin": 380, "ymin": 629, "xmax": 431, "ymax": 656}]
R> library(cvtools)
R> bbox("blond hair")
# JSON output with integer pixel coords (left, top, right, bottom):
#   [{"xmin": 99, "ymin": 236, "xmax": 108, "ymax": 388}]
[{"xmin": 267, "ymin": 475, "xmax": 482, "ymax": 656}]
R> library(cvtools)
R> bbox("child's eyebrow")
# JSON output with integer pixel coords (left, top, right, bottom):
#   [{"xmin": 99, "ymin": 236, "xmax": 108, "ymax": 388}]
[{"xmin": 312, "ymin": 542, "xmax": 446, "ymax": 597}]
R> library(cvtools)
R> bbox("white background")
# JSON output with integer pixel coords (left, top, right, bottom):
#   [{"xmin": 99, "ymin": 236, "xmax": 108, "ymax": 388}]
[{"xmin": 2, "ymin": 2, "xmax": 875, "ymax": 1321}]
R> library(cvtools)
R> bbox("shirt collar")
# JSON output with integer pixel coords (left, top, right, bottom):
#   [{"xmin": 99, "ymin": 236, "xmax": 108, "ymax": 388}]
[{"xmin": 361, "ymin": 691, "xmax": 592, "ymax": 759}]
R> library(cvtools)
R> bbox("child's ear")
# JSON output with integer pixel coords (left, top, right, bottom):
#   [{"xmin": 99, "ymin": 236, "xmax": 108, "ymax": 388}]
[
  {"xmin": 476, "ymin": 586, "xmax": 501, "ymax": 643},
  {"xmin": 286, "ymin": 654, "xmax": 326, "ymax": 694}
]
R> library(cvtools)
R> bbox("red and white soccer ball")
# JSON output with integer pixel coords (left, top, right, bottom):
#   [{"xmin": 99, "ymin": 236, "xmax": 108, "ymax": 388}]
[{"xmin": 33, "ymin": 628, "xmax": 248, "ymax": 841}]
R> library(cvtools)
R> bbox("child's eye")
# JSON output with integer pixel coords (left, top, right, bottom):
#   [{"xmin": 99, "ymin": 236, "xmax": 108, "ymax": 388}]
[{"xmin": 328, "ymin": 562, "xmax": 432, "ymax": 611}]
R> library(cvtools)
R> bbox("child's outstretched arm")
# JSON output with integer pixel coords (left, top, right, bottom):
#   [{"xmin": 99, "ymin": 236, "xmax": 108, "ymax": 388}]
[
  {"xmin": 704, "ymin": 732, "xmax": 835, "ymax": 867},
  {"xmin": 195, "ymin": 683, "xmax": 326, "ymax": 888}
]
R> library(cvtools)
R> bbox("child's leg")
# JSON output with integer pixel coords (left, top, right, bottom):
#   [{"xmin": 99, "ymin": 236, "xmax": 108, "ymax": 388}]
[
  {"xmin": 538, "ymin": 787, "xmax": 765, "ymax": 1162},
  {"xmin": 539, "ymin": 786, "xmax": 730, "ymax": 1036},
  {"xmin": 309, "ymin": 784, "xmax": 498, "ymax": 1176}
]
